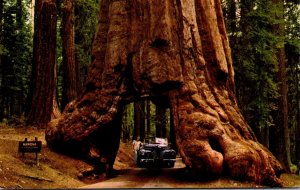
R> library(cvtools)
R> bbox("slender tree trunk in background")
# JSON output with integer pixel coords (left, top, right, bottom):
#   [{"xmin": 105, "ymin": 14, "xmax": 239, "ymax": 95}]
[
  {"xmin": 272, "ymin": 0, "xmax": 292, "ymax": 172},
  {"xmin": 146, "ymin": 100, "xmax": 151, "ymax": 138},
  {"xmin": 61, "ymin": 0, "xmax": 78, "ymax": 110},
  {"xmin": 228, "ymin": 0, "xmax": 236, "ymax": 46},
  {"xmin": 1, "ymin": 55, "xmax": 8, "ymax": 120},
  {"xmin": 16, "ymin": 0, "xmax": 22, "ymax": 26},
  {"xmin": 15, "ymin": 0, "xmax": 27, "ymax": 117},
  {"xmin": 133, "ymin": 102, "xmax": 141, "ymax": 140},
  {"xmin": 169, "ymin": 111, "xmax": 177, "ymax": 151},
  {"xmin": 155, "ymin": 105, "xmax": 167, "ymax": 138},
  {"xmin": 234, "ymin": 0, "xmax": 251, "ymax": 131},
  {"xmin": 264, "ymin": 125, "xmax": 269, "ymax": 149},
  {"xmin": 26, "ymin": 0, "xmax": 58, "ymax": 127},
  {"xmin": 0, "ymin": 100, "xmax": 3, "ymax": 121},
  {"xmin": 134, "ymin": 101, "xmax": 145, "ymax": 141},
  {"xmin": 139, "ymin": 102, "xmax": 145, "ymax": 141},
  {"xmin": 287, "ymin": 42, "xmax": 300, "ymax": 164},
  {"xmin": 0, "ymin": 79, "xmax": 4, "ymax": 121},
  {"xmin": 0, "ymin": 0, "xmax": 3, "ymax": 121},
  {"xmin": 9, "ymin": 96, "xmax": 15, "ymax": 118},
  {"xmin": 122, "ymin": 106, "xmax": 128, "ymax": 142},
  {"xmin": 46, "ymin": 0, "xmax": 284, "ymax": 186},
  {"xmin": 296, "ymin": 64, "xmax": 300, "ymax": 163},
  {"xmin": 286, "ymin": 36, "xmax": 300, "ymax": 165},
  {"xmin": 275, "ymin": 46, "xmax": 292, "ymax": 171},
  {"xmin": 237, "ymin": 0, "xmax": 261, "ymax": 138},
  {"xmin": 5, "ymin": 95, "xmax": 9, "ymax": 118},
  {"xmin": 52, "ymin": 63, "xmax": 61, "ymax": 119},
  {"xmin": 155, "ymin": 107, "xmax": 161, "ymax": 138}
]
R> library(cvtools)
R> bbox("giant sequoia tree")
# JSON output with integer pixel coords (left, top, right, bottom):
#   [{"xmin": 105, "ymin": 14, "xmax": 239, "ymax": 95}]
[
  {"xmin": 46, "ymin": 0, "xmax": 284, "ymax": 186},
  {"xmin": 27, "ymin": 0, "xmax": 58, "ymax": 126}
]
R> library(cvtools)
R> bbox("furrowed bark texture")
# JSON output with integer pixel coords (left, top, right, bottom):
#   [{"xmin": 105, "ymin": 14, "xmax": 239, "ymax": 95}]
[
  {"xmin": 46, "ymin": 0, "xmax": 283, "ymax": 186},
  {"xmin": 61, "ymin": 0, "xmax": 79, "ymax": 110},
  {"xmin": 27, "ymin": 0, "xmax": 57, "ymax": 126}
]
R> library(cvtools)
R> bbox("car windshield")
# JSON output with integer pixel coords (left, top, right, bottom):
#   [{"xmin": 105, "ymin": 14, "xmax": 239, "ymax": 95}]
[{"xmin": 144, "ymin": 137, "xmax": 168, "ymax": 145}]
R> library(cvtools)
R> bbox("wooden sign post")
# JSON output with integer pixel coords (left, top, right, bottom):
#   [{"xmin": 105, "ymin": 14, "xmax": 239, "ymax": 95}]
[{"xmin": 18, "ymin": 137, "xmax": 42, "ymax": 165}]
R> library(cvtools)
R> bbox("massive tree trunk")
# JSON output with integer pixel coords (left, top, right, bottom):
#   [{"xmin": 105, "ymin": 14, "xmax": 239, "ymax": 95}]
[
  {"xmin": 26, "ymin": 0, "xmax": 58, "ymax": 126},
  {"xmin": 46, "ymin": 0, "xmax": 284, "ymax": 186}
]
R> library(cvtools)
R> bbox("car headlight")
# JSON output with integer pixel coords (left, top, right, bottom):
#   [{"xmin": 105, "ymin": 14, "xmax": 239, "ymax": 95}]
[{"xmin": 140, "ymin": 150, "xmax": 146, "ymax": 156}]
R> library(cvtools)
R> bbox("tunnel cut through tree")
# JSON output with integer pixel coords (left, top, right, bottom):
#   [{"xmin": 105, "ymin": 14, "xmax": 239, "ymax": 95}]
[
  {"xmin": 121, "ymin": 101, "xmax": 173, "ymax": 143},
  {"xmin": 46, "ymin": 0, "xmax": 284, "ymax": 186}
]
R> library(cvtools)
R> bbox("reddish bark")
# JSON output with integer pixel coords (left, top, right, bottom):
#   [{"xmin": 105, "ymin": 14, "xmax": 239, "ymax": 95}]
[
  {"xmin": 27, "ymin": 0, "xmax": 58, "ymax": 126},
  {"xmin": 61, "ymin": 0, "xmax": 79, "ymax": 110},
  {"xmin": 46, "ymin": 0, "xmax": 284, "ymax": 186}
]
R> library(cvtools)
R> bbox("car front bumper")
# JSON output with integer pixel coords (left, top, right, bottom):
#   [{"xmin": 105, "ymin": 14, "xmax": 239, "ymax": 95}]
[{"xmin": 139, "ymin": 158, "xmax": 176, "ymax": 167}]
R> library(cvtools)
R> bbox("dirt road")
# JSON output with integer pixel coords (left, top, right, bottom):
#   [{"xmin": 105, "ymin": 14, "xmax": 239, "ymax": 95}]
[{"xmin": 82, "ymin": 158, "xmax": 262, "ymax": 188}]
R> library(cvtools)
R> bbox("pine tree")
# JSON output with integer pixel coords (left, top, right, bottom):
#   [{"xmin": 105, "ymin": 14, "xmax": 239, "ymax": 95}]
[
  {"xmin": 74, "ymin": 0, "xmax": 98, "ymax": 87},
  {"xmin": 223, "ymin": 0, "xmax": 299, "ymax": 170},
  {"xmin": 285, "ymin": 0, "xmax": 300, "ymax": 165},
  {"xmin": 227, "ymin": 0, "xmax": 279, "ymax": 148},
  {"xmin": 0, "ymin": 0, "xmax": 32, "ymax": 122}
]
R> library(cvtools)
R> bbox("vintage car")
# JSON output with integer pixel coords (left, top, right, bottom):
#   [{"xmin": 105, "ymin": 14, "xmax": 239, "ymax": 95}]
[{"xmin": 133, "ymin": 137, "xmax": 176, "ymax": 168}]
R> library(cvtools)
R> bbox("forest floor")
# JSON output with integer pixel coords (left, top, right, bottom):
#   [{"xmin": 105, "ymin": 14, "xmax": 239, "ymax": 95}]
[{"xmin": 0, "ymin": 124, "xmax": 299, "ymax": 189}]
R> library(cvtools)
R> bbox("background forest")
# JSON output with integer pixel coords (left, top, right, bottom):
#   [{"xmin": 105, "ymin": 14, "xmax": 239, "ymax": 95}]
[{"xmin": 0, "ymin": 0, "xmax": 299, "ymax": 173}]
